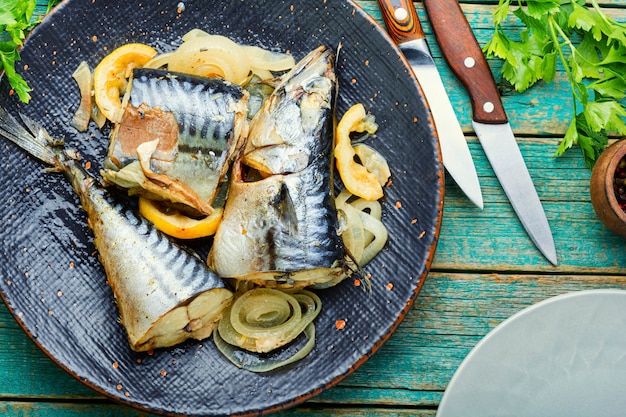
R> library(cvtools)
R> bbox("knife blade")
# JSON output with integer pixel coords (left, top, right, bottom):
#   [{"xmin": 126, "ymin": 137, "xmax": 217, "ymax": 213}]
[
  {"xmin": 377, "ymin": 0, "xmax": 483, "ymax": 209},
  {"xmin": 422, "ymin": 0, "xmax": 557, "ymax": 265}
]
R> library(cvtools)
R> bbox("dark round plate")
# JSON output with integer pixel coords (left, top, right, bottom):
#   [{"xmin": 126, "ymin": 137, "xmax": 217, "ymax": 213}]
[{"xmin": 0, "ymin": 0, "xmax": 443, "ymax": 415}]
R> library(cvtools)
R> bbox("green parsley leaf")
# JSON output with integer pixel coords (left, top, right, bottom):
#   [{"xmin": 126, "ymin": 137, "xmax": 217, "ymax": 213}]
[
  {"xmin": 484, "ymin": 0, "xmax": 626, "ymax": 168},
  {"xmin": 1, "ymin": 0, "xmax": 60, "ymax": 103}
]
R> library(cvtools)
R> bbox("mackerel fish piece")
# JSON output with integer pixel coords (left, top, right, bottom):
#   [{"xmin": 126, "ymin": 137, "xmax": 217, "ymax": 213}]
[
  {"xmin": 208, "ymin": 45, "xmax": 346, "ymax": 288},
  {"xmin": 0, "ymin": 107, "xmax": 233, "ymax": 352},
  {"xmin": 104, "ymin": 68, "xmax": 249, "ymax": 216}
]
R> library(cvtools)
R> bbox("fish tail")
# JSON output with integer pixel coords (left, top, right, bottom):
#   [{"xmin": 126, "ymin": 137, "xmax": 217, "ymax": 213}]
[{"xmin": 0, "ymin": 106, "xmax": 63, "ymax": 168}]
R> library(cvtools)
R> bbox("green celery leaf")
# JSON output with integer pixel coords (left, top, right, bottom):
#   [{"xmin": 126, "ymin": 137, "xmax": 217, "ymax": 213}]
[
  {"xmin": 526, "ymin": 0, "xmax": 560, "ymax": 20},
  {"xmin": 584, "ymin": 100, "xmax": 626, "ymax": 134},
  {"xmin": 483, "ymin": 30, "xmax": 511, "ymax": 60},
  {"xmin": 0, "ymin": 11, "xmax": 17, "ymax": 26},
  {"xmin": 590, "ymin": 76, "xmax": 626, "ymax": 100},
  {"xmin": 0, "ymin": 48, "xmax": 31, "ymax": 103},
  {"xmin": 492, "ymin": 0, "xmax": 511, "ymax": 25},
  {"xmin": 540, "ymin": 50, "xmax": 557, "ymax": 83},
  {"xmin": 575, "ymin": 113, "xmax": 609, "ymax": 168},
  {"xmin": 555, "ymin": 117, "xmax": 579, "ymax": 157}
]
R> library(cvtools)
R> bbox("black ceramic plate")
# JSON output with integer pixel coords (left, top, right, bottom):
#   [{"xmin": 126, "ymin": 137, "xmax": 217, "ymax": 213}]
[{"xmin": 0, "ymin": 0, "xmax": 443, "ymax": 415}]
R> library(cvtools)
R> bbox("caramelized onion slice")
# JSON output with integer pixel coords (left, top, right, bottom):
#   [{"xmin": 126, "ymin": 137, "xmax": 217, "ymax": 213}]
[
  {"xmin": 214, "ymin": 288, "xmax": 321, "ymax": 372},
  {"xmin": 167, "ymin": 33, "xmax": 251, "ymax": 84},
  {"xmin": 70, "ymin": 61, "xmax": 93, "ymax": 132},
  {"xmin": 214, "ymin": 322, "xmax": 316, "ymax": 373},
  {"xmin": 336, "ymin": 189, "xmax": 388, "ymax": 267}
]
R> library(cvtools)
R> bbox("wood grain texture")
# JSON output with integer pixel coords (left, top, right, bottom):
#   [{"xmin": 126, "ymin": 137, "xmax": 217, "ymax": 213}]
[
  {"xmin": 2, "ymin": 1, "xmax": 626, "ymax": 416},
  {"xmin": 422, "ymin": 0, "xmax": 508, "ymax": 123},
  {"xmin": 377, "ymin": 0, "xmax": 426, "ymax": 44}
]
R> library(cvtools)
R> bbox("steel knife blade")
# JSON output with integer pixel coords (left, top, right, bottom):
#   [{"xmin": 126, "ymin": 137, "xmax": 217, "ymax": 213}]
[
  {"xmin": 377, "ymin": 0, "xmax": 483, "ymax": 209},
  {"xmin": 422, "ymin": 0, "xmax": 557, "ymax": 265}
]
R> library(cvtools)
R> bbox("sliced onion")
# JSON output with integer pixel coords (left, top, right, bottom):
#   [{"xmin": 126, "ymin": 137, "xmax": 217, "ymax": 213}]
[
  {"xmin": 336, "ymin": 200, "xmax": 365, "ymax": 263},
  {"xmin": 216, "ymin": 288, "xmax": 321, "ymax": 354},
  {"xmin": 358, "ymin": 209, "xmax": 388, "ymax": 266},
  {"xmin": 167, "ymin": 34, "xmax": 251, "ymax": 84},
  {"xmin": 243, "ymin": 45, "xmax": 295, "ymax": 72},
  {"xmin": 214, "ymin": 322, "xmax": 316, "ymax": 373},
  {"xmin": 354, "ymin": 143, "xmax": 391, "ymax": 186},
  {"xmin": 336, "ymin": 189, "xmax": 388, "ymax": 267},
  {"xmin": 143, "ymin": 52, "xmax": 174, "ymax": 69},
  {"xmin": 70, "ymin": 61, "xmax": 93, "ymax": 132}
]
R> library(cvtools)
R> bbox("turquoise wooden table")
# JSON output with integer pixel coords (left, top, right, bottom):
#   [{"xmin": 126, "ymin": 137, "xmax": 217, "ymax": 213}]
[{"xmin": 2, "ymin": 0, "xmax": 626, "ymax": 416}]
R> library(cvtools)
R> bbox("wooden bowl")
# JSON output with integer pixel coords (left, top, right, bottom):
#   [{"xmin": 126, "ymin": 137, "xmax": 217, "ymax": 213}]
[{"xmin": 590, "ymin": 139, "xmax": 626, "ymax": 238}]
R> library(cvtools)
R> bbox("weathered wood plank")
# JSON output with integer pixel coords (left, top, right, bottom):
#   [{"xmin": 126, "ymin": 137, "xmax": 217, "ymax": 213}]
[
  {"xmin": 355, "ymin": 1, "xmax": 626, "ymax": 137},
  {"xmin": 433, "ymin": 139, "xmax": 626, "ymax": 273},
  {"xmin": 1, "ymin": 401, "xmax": 437, "ymax": 417},
  {"xmin": 3, "ymin": 271, "xmax": 626, "ymax": 409}
]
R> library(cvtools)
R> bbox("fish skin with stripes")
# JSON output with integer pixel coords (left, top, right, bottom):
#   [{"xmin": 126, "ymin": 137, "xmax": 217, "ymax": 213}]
[{"xmin": 103, "ymin": 68, "xmax": 249, "ymax": 217}]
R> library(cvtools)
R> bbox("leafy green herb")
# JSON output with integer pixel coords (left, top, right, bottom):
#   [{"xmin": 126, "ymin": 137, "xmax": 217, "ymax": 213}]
[
  {"xmin": 483, "ymin": 0, "xmax": 626, "ymax": 168},
  {"xmin": 0, "ymin": 0, "xmax": 60, "ymax": 103}
]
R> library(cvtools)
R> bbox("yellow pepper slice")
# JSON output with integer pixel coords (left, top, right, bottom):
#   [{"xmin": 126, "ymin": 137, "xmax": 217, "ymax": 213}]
[
  {"xmin": 334, "ymin": 103, "xmax": 383, "ymax": 201},
  {"xmin": 138, "ymin": 197, "xmax": 223, "ymax": 239},
  {"xmin": 93, "ymin": 43, "xmax": 157, "ymax": 123}
]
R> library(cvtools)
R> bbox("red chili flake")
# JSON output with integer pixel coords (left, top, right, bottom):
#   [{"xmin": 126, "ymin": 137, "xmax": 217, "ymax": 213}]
[
  {"xmin": 351, "ymin": 78, "xmax": 357, "ymax": 84},
  {"xmin": 353, "ymin": 279, "xmax": 361, "ymax": 287},
  {"xmin": 418, "ymin": 231, "xmax": 426, "ymax": 239},
  {"xmin": 395, "ymin": 201, "xmax": 402, "ymax": 209},
  {"xmin": 124, "ymin": 391, "xmax": 130, "ymax": 397},
  {"xmin": 335, "ymin": 319, "xmax": 346, "ymax": 330},
  {"xmin": 48, "ymin": 310, "xmax": 53, "ymax": 316},
  {"xmin": 160, "ymin": 370, "xmax": 167, "ymax": 377},
  {"xmin": 112, "ymin": 362, "xmax": 119, "ymax": 369},
  {"xmin": 69, "ymin": 262, "xmax": 75, "ymax": 268},
  {"xmin": 136, "ymin": 358, "xmax": 142, "ymax": 364},
  {"xmin": 92, "ymin": 35, "xmax": 98, "ymax": 42},
  {"xmin": 365, "ymin": 60, "xmax": 370, "ymax": 66},
  {"xmin": 116, "ymin": 384, "xmax": 122, "ymax": 390},
  {"xmin": 23, "ymin": 64, "xmax": 28, "ymax": 70},
  {"xmin": 84, "ymin": 161, "xmax": 91, "ymax": 170},
  {"xmin": 386, "ymin": 282, "xmax": 394, "ymax": 291},
  {"xmin": 411, "ymin": 219, "xmax": 417, "ymax": 224},
  {"xmin": 147, "ymin": 350, "xmax": 154, "ymax": 356}
]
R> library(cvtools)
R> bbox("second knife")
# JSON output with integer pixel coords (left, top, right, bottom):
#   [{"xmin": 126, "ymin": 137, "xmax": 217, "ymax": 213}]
[
  {"xmin": 377, "ymin": 0, "xmax": 483, "ymax": 208},
  {"xmin": 422, "ymin": 0, "xmax": 557, "ymax": 265}
]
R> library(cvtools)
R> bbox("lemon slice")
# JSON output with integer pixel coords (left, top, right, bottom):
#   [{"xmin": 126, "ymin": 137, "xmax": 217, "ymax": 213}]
[
  {"xmin": 93, "ymin": 43, "xmax": 157, "ymax": 122},
  {"xmin": 138, "ymin": 197, "xmax": 223, "ymax": 239},
  {"xmin": 334, "ymin": 103, "xmax": 382, "ymax": 201}
]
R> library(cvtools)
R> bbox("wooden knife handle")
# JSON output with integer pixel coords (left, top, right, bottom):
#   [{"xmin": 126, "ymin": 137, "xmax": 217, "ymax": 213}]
[
  {"xmin": 377, "ymin": 0, "xmax": 425, "ymax": 44},
  {"xmin": 422, "ymin": 0, "xmax": 507, "ymax": 123}
]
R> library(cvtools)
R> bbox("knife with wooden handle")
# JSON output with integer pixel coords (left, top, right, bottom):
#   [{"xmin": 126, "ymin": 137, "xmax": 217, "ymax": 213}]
[
  {"xmin": 422, "ymin": 0, "xmax": 558, "ymax": 265},
  {"xmin": 377, "ymin": 0, "xmax": 483, "ymax": 209}
]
